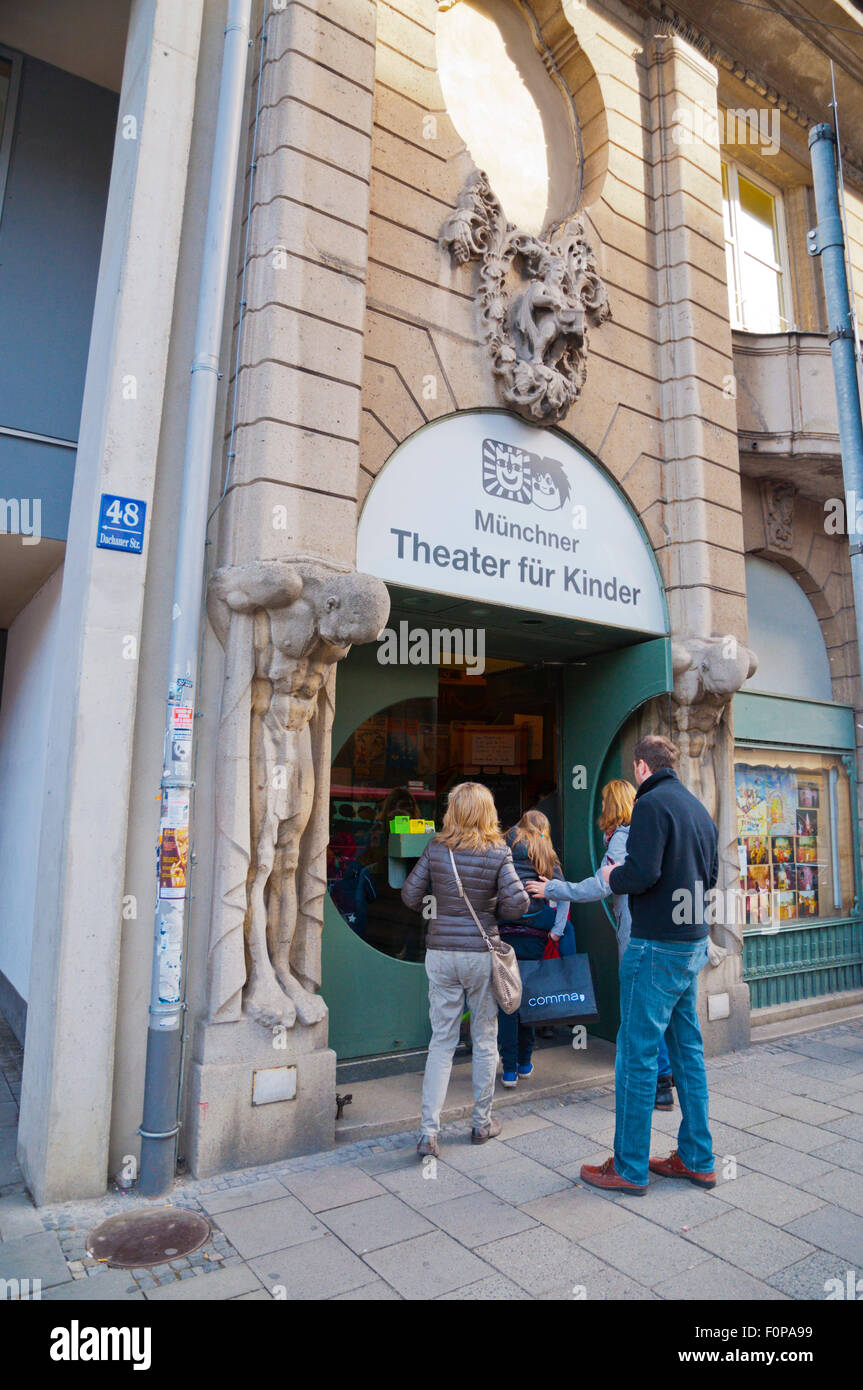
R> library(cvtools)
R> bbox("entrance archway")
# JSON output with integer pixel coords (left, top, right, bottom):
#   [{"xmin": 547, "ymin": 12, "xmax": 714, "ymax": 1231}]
[{"xmin": 323, "ymin": 412, "xmax": 671, "ymax": 1058}]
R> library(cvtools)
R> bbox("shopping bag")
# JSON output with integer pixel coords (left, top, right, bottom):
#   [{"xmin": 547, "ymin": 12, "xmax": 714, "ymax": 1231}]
[
  {"xmin": 517, "ymin": 953, "xmax": 598, "ymax": 1026},
  {"xmin": 542, "ymin": 935, "xmax": 560, "ymax": 960}
]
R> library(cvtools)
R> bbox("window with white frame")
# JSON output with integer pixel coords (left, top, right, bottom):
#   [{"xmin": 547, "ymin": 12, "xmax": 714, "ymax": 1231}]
[{"xmin": 722, "ymin": 161, "xmax": 791, "ymax": 332}]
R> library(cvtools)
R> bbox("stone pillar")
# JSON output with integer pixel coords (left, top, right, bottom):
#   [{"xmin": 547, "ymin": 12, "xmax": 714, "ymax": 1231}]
[
  {"xmin": 17, "ymin": 0, "xmax": 204, "ymax": 1202},
  {"xmin": 185, "ymin": 0, "xmax": 383, "ymax": 1177},
  {"xmin": 647, "ymin": 34, "xmax": 753, "ymax": 1053}
]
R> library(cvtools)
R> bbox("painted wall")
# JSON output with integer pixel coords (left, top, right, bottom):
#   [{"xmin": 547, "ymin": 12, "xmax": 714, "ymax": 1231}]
[
  {"xmin": 0, "ymin": 53, "xmax": 117, "ymax": 539},
  {"xmin": 0, "ymin": 563, "xmax": 62, "ymax": 1023}
]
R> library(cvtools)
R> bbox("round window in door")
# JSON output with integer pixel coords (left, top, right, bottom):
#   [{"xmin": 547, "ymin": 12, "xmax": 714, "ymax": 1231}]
[{"xmin": 327, "ymin": 695, "xmax": 438, "ymax": 963}]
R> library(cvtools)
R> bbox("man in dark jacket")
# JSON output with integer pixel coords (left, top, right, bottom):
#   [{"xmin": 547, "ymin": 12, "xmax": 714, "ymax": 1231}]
[{"xmin": 580, "ymin": 735, "xmax": 719, "ymax": 1195}]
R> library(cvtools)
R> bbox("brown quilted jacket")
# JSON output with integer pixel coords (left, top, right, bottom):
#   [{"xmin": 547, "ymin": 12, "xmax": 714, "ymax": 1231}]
[{"xmin": 401, "ymin": 838, "xmax": 530, "ymax": 951}]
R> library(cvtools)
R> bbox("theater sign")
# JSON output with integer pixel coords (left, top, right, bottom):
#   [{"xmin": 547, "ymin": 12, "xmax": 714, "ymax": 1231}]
[{"xmin": 357, "ymin": 411, "xmax": 667, "ymax": 635}]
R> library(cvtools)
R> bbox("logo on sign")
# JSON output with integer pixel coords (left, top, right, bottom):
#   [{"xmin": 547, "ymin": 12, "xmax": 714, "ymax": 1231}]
[{"xmin": 481, "ymin": 438, "xmax": 570, "ymax": 513}]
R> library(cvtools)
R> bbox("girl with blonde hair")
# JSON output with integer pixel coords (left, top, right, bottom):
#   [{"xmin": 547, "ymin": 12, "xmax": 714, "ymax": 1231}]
[
  {"xmin": 401, "ymin": 782, "xmax": 529, "ymax": 1158},
  {"xmin": 496, "ymin": 808, "xmax": 567, "ymax": 1088}
]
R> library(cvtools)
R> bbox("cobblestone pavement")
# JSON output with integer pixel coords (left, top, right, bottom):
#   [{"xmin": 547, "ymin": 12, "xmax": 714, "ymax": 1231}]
[{"xmin": 2, "ymin": 1014, "xmax": 863, "ymax": 1300}]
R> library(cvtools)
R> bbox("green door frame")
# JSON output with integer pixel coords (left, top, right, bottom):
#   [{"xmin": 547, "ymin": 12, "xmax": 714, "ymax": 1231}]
[{"xmin": 560, "ymin": 638, "xmax": 673, "ymax": 1041}]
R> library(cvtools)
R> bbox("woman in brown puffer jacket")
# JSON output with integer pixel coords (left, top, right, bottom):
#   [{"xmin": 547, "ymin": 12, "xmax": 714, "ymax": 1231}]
[{"xmin": 401, "ymin": 782, "xmax": 529, "ymax": 1159}]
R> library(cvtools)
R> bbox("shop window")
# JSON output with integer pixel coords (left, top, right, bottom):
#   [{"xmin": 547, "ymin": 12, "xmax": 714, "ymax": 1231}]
[
  {"xmin": 327, "ymin": 662, "xmax": 562, "ymax": 961},
  {"xmin": 722, "ymin": 161, "xmax": 790, "ymax": 332},
  {"xmin": 743, "ymin": 555, "xmax": 832, "ymax": 701},
  {"xmin": 735, "ymin": 748, "xmax": 857, "ymax": 930}
]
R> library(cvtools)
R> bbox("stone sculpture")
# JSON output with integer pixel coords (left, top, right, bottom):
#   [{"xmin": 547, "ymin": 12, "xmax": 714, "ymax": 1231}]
[
  {"xmin": 440, "ymin": 170, "xmax": 611, "ymax": 422},
  {"xmin": 760, "ymin": 479, "xmax": 795, "ymax": 551},
  {"xmin": 672, "ymin": 635, "xmax": 757, "ymax": 956},
  {"xmin": 206, "ymin": 561, "xmax": 390, "ymax": 1029}
]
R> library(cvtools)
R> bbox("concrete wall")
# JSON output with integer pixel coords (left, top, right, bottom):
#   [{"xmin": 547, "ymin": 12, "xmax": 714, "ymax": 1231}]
[{"xmin": 0, "ymin": 563, "xmax": 62, "ymax": 1036}]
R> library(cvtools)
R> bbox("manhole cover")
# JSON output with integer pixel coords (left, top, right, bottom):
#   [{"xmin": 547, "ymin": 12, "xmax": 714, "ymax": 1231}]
[{"xmin": 87, "ymin": 1208, "xmax": 211, "ymax": 1268}]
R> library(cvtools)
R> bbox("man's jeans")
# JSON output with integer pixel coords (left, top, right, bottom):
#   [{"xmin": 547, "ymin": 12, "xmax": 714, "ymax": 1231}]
[
  {"xmin": 614, "ymin": 936, "xmax": 713, "ymax": 1186},
  {"xmin": 421, "ymin": 949, "xmax": 497, "ymax": 1135}
]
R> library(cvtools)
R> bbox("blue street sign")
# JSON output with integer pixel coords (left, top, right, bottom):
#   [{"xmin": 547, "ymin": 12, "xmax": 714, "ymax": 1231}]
[{"xmin": 97, "ymin": 494, "xmax": 147, "ymax": 553}]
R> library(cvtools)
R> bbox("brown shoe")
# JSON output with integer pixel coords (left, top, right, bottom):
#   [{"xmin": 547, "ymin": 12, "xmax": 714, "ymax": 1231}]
[
  {"xmin": 580, "ymin": 1156, "xmax": 647, "ymax": 1195},
  {"xmin": 417, "ymin": 1133, "xmax": 440, "ymax": 1159},
  {"xmin": 471, "ymin": 1116, "xmax": 503, "ymax": 1144},
  {"xmin": 649, "ymin": 1150, "xmax": 716, "ymax": 1189}
]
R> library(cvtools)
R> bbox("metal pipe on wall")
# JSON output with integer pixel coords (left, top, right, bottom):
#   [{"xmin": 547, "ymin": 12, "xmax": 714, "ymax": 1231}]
[
  {"xmin": 138, "ymin": 0, "xmax": 253, "ymax": 1198},
  {"xmin": 808, "ymin": 124, "xmax": 863, "ymax": 741}
]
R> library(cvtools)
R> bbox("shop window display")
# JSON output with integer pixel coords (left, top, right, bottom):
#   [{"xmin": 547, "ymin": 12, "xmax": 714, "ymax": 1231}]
[{"xmin": 735, "ymin": 747, "xmax": 857, "ymax": 928}]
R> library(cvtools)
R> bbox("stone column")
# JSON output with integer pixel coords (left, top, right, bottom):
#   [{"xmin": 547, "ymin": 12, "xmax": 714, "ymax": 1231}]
[
  {"xmin": 647, "ymin": 33, "xmax": 753, "ymax": 1053},
  {"xmin": 185, "ymin": 0, "xmax": 384, "ymax": 1177},
  {"xmin": 17, "ymin": 0, "xmax": 205, "ymax": 1202}
]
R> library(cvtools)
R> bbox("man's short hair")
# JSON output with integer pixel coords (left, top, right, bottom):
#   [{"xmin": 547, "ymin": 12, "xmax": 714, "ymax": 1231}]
[{"xmin": 633, "ymin": 734, "xmax": 678, "ymax": 772}]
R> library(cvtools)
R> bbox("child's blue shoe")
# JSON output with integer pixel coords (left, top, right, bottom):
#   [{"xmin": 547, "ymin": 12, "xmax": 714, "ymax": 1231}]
[
  {"xmin": 501, "ymin": 1071, "xmax": 518, "ymax": 1088},
  {"xmin": 517, "ymin": 1063, "xmax": 534, "ymax": 1078}
]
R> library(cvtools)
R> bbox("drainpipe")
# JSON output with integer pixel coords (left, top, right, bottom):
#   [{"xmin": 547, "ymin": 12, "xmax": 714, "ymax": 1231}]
[
  {"xmin": 138, "ymin": 0, "xmax": 253, "ymax": 1198},
  {"xmin": 808, "ymin": 124, "xmax": 863, "ymax": 716}
]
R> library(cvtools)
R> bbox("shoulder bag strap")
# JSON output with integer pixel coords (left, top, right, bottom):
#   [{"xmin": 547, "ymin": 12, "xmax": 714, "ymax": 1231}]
[{"xmin": 447, "ymin": 848, "xmax": 495, "ymax": 952}]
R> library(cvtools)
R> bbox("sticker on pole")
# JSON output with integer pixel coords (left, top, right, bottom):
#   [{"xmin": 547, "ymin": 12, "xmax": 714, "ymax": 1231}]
[{"xmin": 97, "ymin": 494, "xmax": 147, "ymax": 553}]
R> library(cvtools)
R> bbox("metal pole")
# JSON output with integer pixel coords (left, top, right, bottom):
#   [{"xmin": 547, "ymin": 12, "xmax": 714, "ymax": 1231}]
[
  {"xmin": 138, "ymin": 0, "xmax": 252, "ymax": 1198},
  {"xmin": 808, "ymin": 123, "xmax": 863, "ymax": 716}
]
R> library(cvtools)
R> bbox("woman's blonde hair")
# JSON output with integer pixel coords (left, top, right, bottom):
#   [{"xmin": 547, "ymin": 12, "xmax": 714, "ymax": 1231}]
[
  {"xmin": 599, "ymin": 779, "xmax": 636, "ymax": 835},
  {"xmin": 437, "ymin": 782, "xmax": 504, "ymax": 853},
  {"xmin": 510, "ymin": 809, "xmax": 560, "ymax": 880}
]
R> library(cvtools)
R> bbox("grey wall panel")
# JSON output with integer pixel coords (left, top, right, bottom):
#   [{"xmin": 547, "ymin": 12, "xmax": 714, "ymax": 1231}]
[
  {"xmin": 0, "ymin": 434, "xmax": 74, "ymax": 540},
  {"xmin": 0, "ymin": 54, "xmax": 116, "ymax": 444}
]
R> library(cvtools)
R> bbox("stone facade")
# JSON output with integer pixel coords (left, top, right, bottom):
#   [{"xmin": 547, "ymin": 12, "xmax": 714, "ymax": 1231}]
[{"xmin": 8, "ymin": 0, "xmax": 863, "ymax": 1199}]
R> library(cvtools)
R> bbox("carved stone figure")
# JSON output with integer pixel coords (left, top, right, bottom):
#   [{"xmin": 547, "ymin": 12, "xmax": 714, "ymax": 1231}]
[
  {"xmin": 207, "ymin": 561, "xmax": 390, "ymax": 1030},
  {"xmin": 672, "ymin": 635, "xmax": 757, "ymax": 956},
  {"xmin": 440, "ymin": 171, "xmax": 610, "ymax": 422},
  {"xmin": 760, "ymin": 479, "xmax": 795, "ymax": 550}
]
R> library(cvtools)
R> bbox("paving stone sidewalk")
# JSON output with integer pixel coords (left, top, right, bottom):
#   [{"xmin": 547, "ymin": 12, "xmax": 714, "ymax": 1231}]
[{"xmin": 2, "ymin": 1013, "xmax": 863, "ymax": 1300}]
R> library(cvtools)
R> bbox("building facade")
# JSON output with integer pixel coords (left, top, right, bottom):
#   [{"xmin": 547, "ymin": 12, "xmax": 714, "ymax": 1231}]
[{"xmin": 0, "ymin": 0, "xmax": 861, "ymax": 1201}]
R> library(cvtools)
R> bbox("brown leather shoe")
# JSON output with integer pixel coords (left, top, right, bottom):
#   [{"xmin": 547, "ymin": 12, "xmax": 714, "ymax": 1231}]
[
  {"xmin": 471, "ymin": 1116, "xmax": 503, "ymax": 1144},
  {"xmin": 580, "ymin": 1156, "xmax": 647, "ymax": 1195},
  {"xmin": 417, "ymin": 1133, "xmax": 440, "ymax": 1159},
  {"xmin": 649, "ymin": 1150, "xmax": 716, "ymax": 1189}
]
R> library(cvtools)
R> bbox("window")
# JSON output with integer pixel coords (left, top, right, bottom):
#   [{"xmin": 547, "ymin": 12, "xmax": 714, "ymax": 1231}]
[
  {"xmin": 0, "ymin": 46, "xmax": 22, "ymax": 228},
  {"xmin": 722, "ymin": 161, "xmax": 790, "ymax": 332},
  {"xmin": 735, "ymin": 749, "xmax": 857, "ymax": 929}
]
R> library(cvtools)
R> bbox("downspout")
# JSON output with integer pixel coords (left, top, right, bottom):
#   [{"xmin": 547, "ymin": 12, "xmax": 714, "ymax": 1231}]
[
  {"xmin": 808, "ymin": 125, "xmax": 863, "ymax": 746},
  {"xmin": 138, "ymin": 0, "xmax": 253, "ymax": 1198}
]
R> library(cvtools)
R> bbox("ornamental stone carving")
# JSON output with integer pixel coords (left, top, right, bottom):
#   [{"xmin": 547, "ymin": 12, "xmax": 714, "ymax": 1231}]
[
  {"xmin": 760, "ymin": 479, "xmax": 795, "ymax": 551},
  {"xmin": 672, "ymin": 635, "xmax": 757, "ymax": 958},
  {"xmin": 440, "ymin": 170, "xmax": 611, "ymax": 423},
  {"xmin": 206, "ymin": 561, "xmax": 390, "ymax": 1030}
]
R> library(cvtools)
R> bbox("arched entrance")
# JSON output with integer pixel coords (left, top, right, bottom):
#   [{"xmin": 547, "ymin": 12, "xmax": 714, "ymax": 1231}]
[{"xmin": 323, "ymin": 411, "xmax": 671, "ymax": 1059}]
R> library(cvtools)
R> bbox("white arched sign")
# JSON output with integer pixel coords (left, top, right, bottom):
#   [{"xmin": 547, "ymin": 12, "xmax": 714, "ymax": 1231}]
[{"xmin": 357, "ymin": 412, "xmax": 666, "ymax": 635}]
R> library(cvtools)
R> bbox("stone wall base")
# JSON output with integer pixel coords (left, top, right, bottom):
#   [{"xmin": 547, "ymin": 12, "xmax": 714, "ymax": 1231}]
[
  {"xmin": 184, "ymin": 1018, "xmax": 336, "ymax": 1178},
  {"xmin": 698, "ymin": 979, "xmax": 752, "ymax": 1057}
]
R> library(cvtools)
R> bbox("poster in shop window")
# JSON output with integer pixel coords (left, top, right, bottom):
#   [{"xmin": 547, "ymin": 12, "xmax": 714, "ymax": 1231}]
[{"xmin": 734, "ymin": 766, "xmax": 797, "ymax": 837}]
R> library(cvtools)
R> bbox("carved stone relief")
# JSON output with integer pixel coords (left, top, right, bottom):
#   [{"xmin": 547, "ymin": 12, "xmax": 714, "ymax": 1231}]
[
  {"xmin": 440, "ymin": 170, "xmax": 611, "ymax": 423},
  {"xmin": 206, "ymin": 561, "xmax": 390, "ymax": 1030},
  {"xmin": 760, "ymin": 479, "xmax": 795, "ymax": 551},
  {"xmin": 671, "ymin": 635, "xmax": 758, "ymax": 959}
]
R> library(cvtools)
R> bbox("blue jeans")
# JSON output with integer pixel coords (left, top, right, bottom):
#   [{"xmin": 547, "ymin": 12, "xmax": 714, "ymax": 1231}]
[
  {"xmin": 497, "ymin": 933, "xmax": 545, "ymax": 1071},
  {"xmin": 614, "ymin": 937, "xmax": 713, "ymax": 1187},
  {"xmin": 617, "ymin": 914, "xmax": 671, "ymax": 1078}
]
